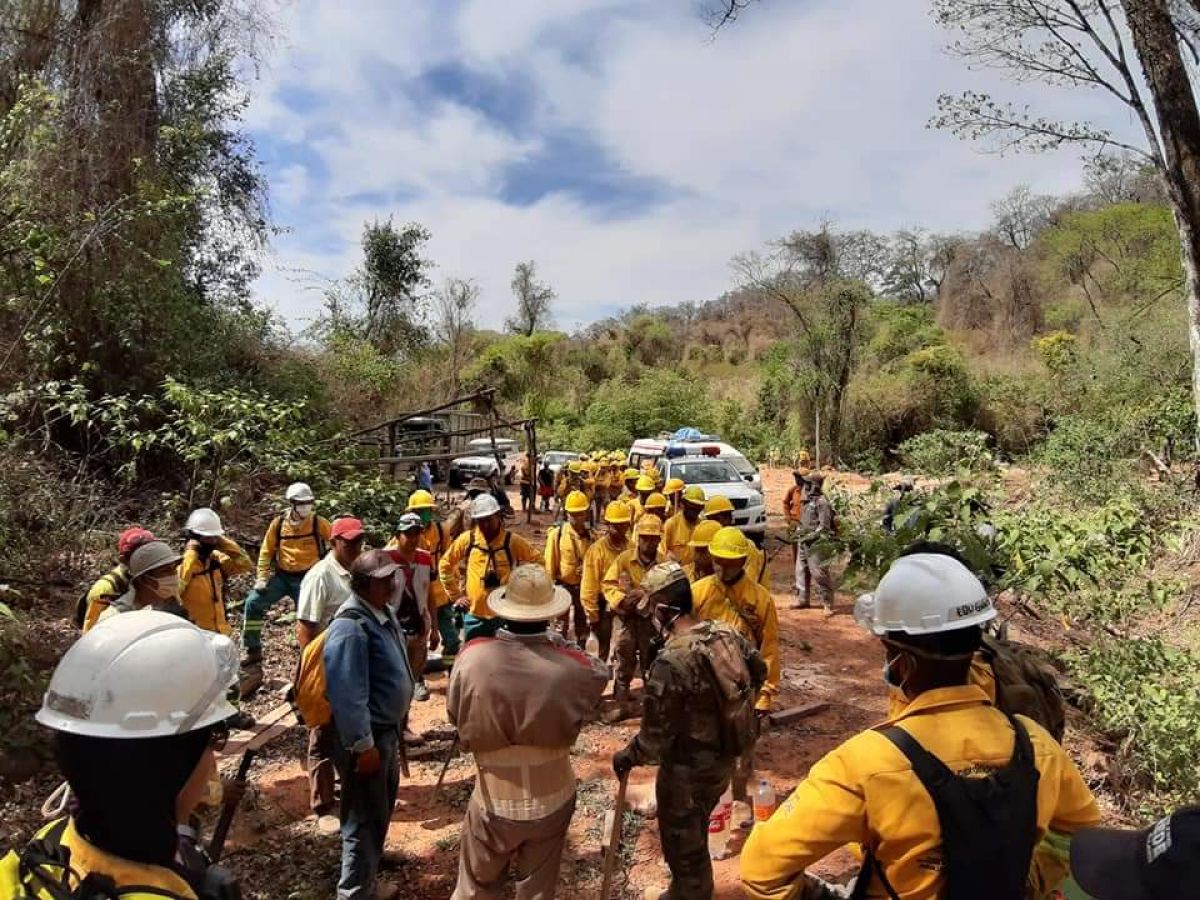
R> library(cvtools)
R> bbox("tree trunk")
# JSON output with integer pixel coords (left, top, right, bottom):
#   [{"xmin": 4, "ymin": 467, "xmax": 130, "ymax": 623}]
[{"xmin": 1123, "ymin": 0, "xmax": 1200, "ymax": 449}]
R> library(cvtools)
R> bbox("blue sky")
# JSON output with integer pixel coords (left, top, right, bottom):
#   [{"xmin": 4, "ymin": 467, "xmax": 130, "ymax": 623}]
[{"xmin": 245, "ymin": 0, "xmax": 1144, "ymax": 333}]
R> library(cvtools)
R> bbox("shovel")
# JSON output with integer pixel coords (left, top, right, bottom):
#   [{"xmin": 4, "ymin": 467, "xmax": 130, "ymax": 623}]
[{"xmin": 599, "ymin": 772, "xmax": 629, "ymax": 900}]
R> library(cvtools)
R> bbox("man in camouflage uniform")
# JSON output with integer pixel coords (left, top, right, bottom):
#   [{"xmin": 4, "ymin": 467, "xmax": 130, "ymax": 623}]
[
  {"xmin": 796, "ymin": 472, "xmax": 836, "ymax": 614},
  {"xmin": 613, "ymin": 563, "xmax": 767, "ymax": 900}
]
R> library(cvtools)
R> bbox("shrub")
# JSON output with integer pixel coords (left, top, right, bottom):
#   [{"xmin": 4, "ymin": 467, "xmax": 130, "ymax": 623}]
[{"xmin": 898, "ymin": 429, "xmax": 994, "ymax": 475}]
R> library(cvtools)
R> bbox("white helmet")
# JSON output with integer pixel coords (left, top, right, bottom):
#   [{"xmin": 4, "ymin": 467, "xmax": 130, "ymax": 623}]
[
  {"xmin": 128, "ymin": 540, "xmax": 182, "ymax": 580},
  {"xmin": 184, "ymin": 507, "xmax": 224, "ymax": 537},
  {"xmin": 854, "ymin": 553, "xmax": 995, "ymax": 636},
  {"xmin": 37, "ymin": 611, "xmax": 237, "ymax": 739},
  {"xmin": 285, "ymin": 482, "xmax": 315, "ymax": 502},
  {"xmin": 470, "ymin": 494, "xmax": 502, "ymax": 520}
]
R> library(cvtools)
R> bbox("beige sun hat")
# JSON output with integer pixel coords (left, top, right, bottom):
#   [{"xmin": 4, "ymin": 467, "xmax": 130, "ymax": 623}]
[{"xmin": 487, "ymin": 564, "xmax": 572, "ymax": 622}]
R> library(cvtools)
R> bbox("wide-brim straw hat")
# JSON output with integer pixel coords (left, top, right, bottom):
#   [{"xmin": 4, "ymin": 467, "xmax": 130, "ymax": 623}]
[{"xmin": 487, "ymin": 564, "xmax": 573, "ymax": 622}]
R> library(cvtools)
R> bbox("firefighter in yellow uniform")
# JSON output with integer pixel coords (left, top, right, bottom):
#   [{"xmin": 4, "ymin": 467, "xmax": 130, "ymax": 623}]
[
  {"xmin": 178, "ymin": 507, "xmax": 252, "ymax": 635},
  {"xmin": 620, "ymin": 467, "xmax": 640, "ymax": 502},
  {"xmin": 602, "ymin": 514, "xmax": 668, "ymax": 718},
  {"xmin": 392, "ymin": 489, "xmax": 459, "ymax": 670},
  {"xmin": 692, "ymin": 526, "xmax": 781, "ymax": 823},
  {"xmin": 662, "ymin": 477, "xmax": 686, "ymax": 517},
  {"xmin": 704, "ymin": 495, "xmax": 769, "ymax": 586},
  {"xmin": 581, "ymin": 500, "xmax": 633, "ymax": 663},
  {"xmin": 545, "ymin": 490, "xmax": 594, "ymax": 646},
  {"xmin": 629, "ymin": 474, "xmax": 656, "ymax": 521},
  {"xmin": 592, "ymin": 459, "xmax": 612, "ymax": 523},
  {"xmin": 439, "ymin": 494, "xmax": 541, "ymax": 643},
  {"xmin": 663, "ymin": 486, "xmax": 706, "ymax": 565},
  {"xmin": 740, "ymin": 550, "xmax": 1100, "ymax": 900},
  {"xmin": 684, "ymin": 520, "xmax": 721, "ymax": 582}
]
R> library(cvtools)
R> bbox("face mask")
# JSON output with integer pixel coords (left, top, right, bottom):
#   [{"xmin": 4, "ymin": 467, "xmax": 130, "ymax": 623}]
[
  {"xmin": 149, "ymin": 573, "xmax": 180, "ymax": 600},
  {"xmin": 418, "ymin": 509, "xmax": 433, "ymax": 525},
  {"xmin": 294, "ymin": 503, "xmax": 314, "ymax": 518}
]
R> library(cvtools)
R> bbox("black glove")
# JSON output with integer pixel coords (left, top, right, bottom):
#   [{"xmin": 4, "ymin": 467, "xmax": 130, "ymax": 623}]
[{"xmin": 612, "ymin": 746, "xmax": 635, "ymax": 779}]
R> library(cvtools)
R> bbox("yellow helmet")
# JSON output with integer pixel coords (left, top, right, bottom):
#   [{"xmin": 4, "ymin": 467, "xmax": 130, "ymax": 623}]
[
  {"xmin": 709, "ymin": 526, "xmax": 750, "ymax": 560},
  {"xmin": 663, "ymin": 478, "xmax": 685, "ymax": 496},
  {"xmin": 407, "ymin": 489, "xmax": 436, "ymax": 510},
  {"xmin": 623, "ymin": 468, "xmax": 640, "ymax": 481},
  {"xmin": 565, "ymin": 490, "xmax": 590, "ymax": 514},
  {"xmin": 644, "ymin": 492, "xmax": 668, "ymax": 511},
  {"xmin": 704, "ymin": 495, "xmax": 735, "ymax": 516},
  {"xmin": 635, "ymin": 475, "xmax": 656, "ymax": 492},
  {"xmin": 682, "ymin": 485, "xmax": 706, "ymax": 505},
  {"xmin": 568, "ymin": 461, "xmax": 583, "ymax": 474},
  {"xmin": 604, "ymin": 501, "xmax": 633, "ymax": 524},
  {"xmin": 584, "ymin": 460, "xmax": 598, "ymax": 474},
  {"xmin": 688, "ymin": 520, "xmax": 722, "ymax": 548},
  {"xmin": 635, "ymin": 514, "xmax": 664, "ymax": 537}
]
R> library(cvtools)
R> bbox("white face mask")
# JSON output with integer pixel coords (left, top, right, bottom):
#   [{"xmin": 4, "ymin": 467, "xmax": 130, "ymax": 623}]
[
  {"xmin": 294, "ymin": 503, "xmax": 315, "ymax": 519},
  {"xmin": 149, "ymin": 573, "xmax": 180, "ymax": 600}
]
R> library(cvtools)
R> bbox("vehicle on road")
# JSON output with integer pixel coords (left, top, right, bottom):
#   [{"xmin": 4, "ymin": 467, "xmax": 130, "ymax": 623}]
[
  {"xmin": 659, "ymin": 454, "xmax": 767, "ymax": 537},
  {"xmin": 541, "ymin": 450, "xmax": 580, "ymax": 477},
  {"xmin": 448, "ymin": 437, "xmax": 523, "ymax": 488},
  {"xmin": 628, "ymin": 434, "xmax": 762, "ymax": 490}
]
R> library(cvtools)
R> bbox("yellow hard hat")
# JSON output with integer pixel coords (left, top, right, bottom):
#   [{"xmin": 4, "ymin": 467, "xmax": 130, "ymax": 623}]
[
  {"xmin": 635, "ymin": 514, "xmax": 664, "ymax": 537},
  {"xmin": 645, "ymin": 492, "xmax": 668, "ymax": 511},
  {"xmin": 604, "ymin": 501, "xmax": 633, "ymax": 524},
  {"xmin": 797, "ymin": 450, "xmax": 811, "ymax": 463},
  {"xmin": 585, "ymin": 460, "xmax": 599, "ymax": 474},
  {"xmin": 688, "ymin": 520, "xmax": 722, "ymax": 548},
  {"xmin": 565, "ymin": 490, "xmax": 590, "ymax": 514},
  {"xmin": 407, "ymin": 489, "xmax": 436, "ymax": 510},
  {"xmin": 568, "ymin": 461, "xmax": 583, "ymax": 474},
  {"xmin": 682, "ymin": 485, "xmax": 706, "ymax": 505},
  {"xmin": 635, "ymin": 475, "xmax": 656, "ymax": 492},
  {"xmin": 664, "ymin": 478, "xmax": 685, "ymax": 496},
  {"xmin": 704, "ymin": 495, "xmax": 734, "ymax": 516},
  {"xmin": 623, "ymin": 468, "xmax": 640, "ymax": 481},
  {"xmin": 709, "ymin": 526, "xmax": 750, "ymax": 560}
]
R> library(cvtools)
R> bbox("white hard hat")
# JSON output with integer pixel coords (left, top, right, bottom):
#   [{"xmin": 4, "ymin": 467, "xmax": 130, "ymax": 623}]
[
  {"xmin": 854, "ymin": 553, "xmax": 995, "ymax": 636},
  {"xmin": 184, "ymin": 507, "xmax": 224, "ymax": 537},
  {"xmin": 285, "ymin": 482, "xmax": 315, "ymax": 502},
  {"xmin": 128, "ymin": 540, "xmax": 182, "ymax": 580},
  {"xmin": 37, "ymin": 611, "xmax": 237, "ymax": 739},
  {"xmin": 470, "ymin": 494, "xmax": 502, "ymax": 520}
]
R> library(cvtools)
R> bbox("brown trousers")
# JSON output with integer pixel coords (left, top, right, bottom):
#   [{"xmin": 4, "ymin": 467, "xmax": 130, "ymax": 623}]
[
  {"xmin": 556, "ymin": 584, "xmax": 590, "ymax": 647},
  {"xmin": 452, "ymin": 798, "xmax": 576, "ymax": 900},
  {"xmin": 307, "ymin": 724, "xmax": 338, "ymax": 814},
  {"xmin": 406, "ymin": 631, "xmax": 428, "ymax": 681},
  {"xmin": 612, "ymin": 613, "xmax": 654, "ymax": 691}
]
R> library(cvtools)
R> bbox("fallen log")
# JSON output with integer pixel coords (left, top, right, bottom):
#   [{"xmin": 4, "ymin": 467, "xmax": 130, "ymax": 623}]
[{"xmin": 765, "ymin": 701, "xmax": 829, "ymax": 727}]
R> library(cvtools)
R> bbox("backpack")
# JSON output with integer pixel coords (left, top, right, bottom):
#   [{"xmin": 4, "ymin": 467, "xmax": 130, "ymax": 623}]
[
  {"xmin": 693, "ymin": 627, "xmax": 758, "ymax": 756},
  {"xmin": 0, "ymin": 818, "xmax": 238, "ymax": 899},
  {"xmin": 268, "ymin": 515, "xmax": 327, "ymax": 566},
  {"xmin": 981, "ymin": 632, "xmax": 1066, "ymax": 742},
  {"xmin": 293, "ymin": 606, "xmax": 372, "ymax": 728},
  {"xmin": 852, "ymin": 714, "xmax": 1040, "ymax": 900},
  {"xmin": 74, "ymin": 568, "xmax": 129, "ymax": 630}
]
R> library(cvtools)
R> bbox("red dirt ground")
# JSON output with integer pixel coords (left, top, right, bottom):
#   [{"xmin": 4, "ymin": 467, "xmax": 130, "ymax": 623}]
[{"xmin": 216, "ymin": 467, "xmax": 888, "ymax": 899}]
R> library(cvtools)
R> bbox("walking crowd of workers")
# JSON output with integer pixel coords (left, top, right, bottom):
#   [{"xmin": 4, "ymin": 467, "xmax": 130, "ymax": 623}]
[{"xmin": 4, "ymin": 452, "xmax": 1197, "ymax": 900}]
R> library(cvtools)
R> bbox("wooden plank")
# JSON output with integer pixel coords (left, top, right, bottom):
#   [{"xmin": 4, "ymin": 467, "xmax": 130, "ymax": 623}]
[
  {"xmin": 765, "ymin": 701, "xmax": 829, "ymax": 727},
  {"xmin": 219, "ymin": 702, "xmax": 297, "ymax": 758}
]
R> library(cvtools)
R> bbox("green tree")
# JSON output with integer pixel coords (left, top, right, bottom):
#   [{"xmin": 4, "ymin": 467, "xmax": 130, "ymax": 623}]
[{"xmin": 505, "ymin": 260, "xmax": 555, "ymax": 336}]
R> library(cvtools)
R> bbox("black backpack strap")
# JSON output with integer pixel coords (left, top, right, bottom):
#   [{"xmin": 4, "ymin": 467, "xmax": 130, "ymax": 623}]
[
  {"xmin": 312, "ymin": 519, "xmax": 327, "ymax": 559},
  {"xmin": 879, "ymin": 725, "xmax": 954, "ymax": 791},
  {"xmin": 501, "ymin": 532, "xmax": 514, "ymax": 571},
  {"xmin": 850, "ymin": 847, "xmax": 902, "ymax": 900}
]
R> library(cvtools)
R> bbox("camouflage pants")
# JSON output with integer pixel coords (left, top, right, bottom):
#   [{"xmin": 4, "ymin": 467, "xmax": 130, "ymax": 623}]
[
  {"xmin": 556, "ymin": 584, "xmax": 590, "ymax": 648},
  {"xmin": 656, "ymin": 760, "xmax": 734, "ymax": 900},
  {"xmin": 797, "ymin": 547, "xmax": 834, "ymax": 610},
  {"xmin": 612, "ymin": 614, "xmax": 655, "ymax": 691}
]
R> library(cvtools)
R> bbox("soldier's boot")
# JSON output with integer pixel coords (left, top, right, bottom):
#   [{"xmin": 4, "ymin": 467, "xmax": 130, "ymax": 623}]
[
  {"xmin": 602, "ymin": 683, "xmax": 635, "ymax": 724},
  {"xmin": 238, "ymin": 647, "xmax": 264, "ymax": 699}
]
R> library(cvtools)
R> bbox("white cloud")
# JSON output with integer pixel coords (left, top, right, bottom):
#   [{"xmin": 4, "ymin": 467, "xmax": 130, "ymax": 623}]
[{"xmin": 245, "ymin": 0, "xmax": 1149, "ymax": 332}]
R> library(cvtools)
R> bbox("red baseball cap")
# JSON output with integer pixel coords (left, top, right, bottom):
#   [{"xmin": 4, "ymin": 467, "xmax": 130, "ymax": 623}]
[
  {"xmin": 117, "ymin": 527, "xmax": 155, "ymax": 556},
  {"xmin": 330, "ymin": 517, "xmax": 365, "ymax": 541}
]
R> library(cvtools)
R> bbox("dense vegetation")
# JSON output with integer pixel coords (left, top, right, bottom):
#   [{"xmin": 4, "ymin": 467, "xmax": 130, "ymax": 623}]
[{"xmin": 2, "ymin": 1, "xmax": 1199, "ymax": 811}]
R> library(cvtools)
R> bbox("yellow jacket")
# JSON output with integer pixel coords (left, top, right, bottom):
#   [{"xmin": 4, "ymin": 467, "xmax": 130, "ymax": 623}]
[
  {"xmin": 581, "ymin": 534, "xmax": 630, "ymax": 622},
  {"xmin": 545, "ymin": 523, "xmax": 593, "ymax": 587},
  {"xmin": 0, "ymin": 818, "xmax": 197, "ymax": 898},
  {"xmin": 179, "ymin": 537, "xmax": 252, "ymax": 634},
  {"xmin": 662, "ymin": 512, "xmax": 698, "ymax": 566},
  {"xmin": 438, "ymin": 527, "xmax": 541, "ymax": 618},
  {"xmin": 740, "ymin": 685, "xmax": 1100, "ymax": 900},
  {"xmin": 602, "ymin": 547, "xmax": 666, "ymax": 615},
  {"xmin": 256, "ymin": 513, "xmax": 333, "ymax": 580},
  {"xmin": 692, "ymin": 574, "xmax": 780, "ymax": 711},
  {"xmin": 385, "ymin": 521, "xmax": 452, "ymax": 608},
  {"xmin": 747, "ymin": 541, "xmax": 768, "ymax": 585},
  {"xmin": 82, "ymin": 564, "xmax": 131, "ymax": 632}
]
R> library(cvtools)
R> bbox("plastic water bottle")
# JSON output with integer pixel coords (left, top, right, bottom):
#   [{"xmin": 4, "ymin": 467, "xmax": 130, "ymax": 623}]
[
  {"xmin": 753, "ymin": 777, "xmax": 777, "ymax": 825},
  {"xmin": 708, "ymin": 786, "xmax": 733, "ymax": 860},
  {"xmin": 585, "ymin": 632, "xmax": 600, "ymax": 657}
]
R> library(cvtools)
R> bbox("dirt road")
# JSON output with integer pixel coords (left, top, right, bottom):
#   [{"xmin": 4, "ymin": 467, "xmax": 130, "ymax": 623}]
[{"xmin": 218, "ymin": 467, "xmax": 886, "ymax": 898}]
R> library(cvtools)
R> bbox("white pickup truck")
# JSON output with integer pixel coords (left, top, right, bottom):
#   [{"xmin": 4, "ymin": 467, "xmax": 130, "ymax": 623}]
[
  {"xmin": 659, "ymin": 454, "xmax": 767, "ymax": 538},
  {"xmin": 448, "ymin": 437, "xmax": 523, "ymax": 488}
]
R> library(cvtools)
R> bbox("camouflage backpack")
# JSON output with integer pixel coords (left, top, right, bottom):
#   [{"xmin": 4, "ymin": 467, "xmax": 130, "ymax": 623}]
[
  {"xmin": 981, "ymin": 632, "xmax": 1066, "ymax": 742},
  {"xmin": 693, "ymin": 625, "xmax": 758, "ymax": 756}
]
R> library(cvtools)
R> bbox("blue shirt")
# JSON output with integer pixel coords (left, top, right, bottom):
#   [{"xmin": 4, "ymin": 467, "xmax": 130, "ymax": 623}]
[{"xmin": 323, "ymin": 595, "xmax": 414, "ymax": 753}]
